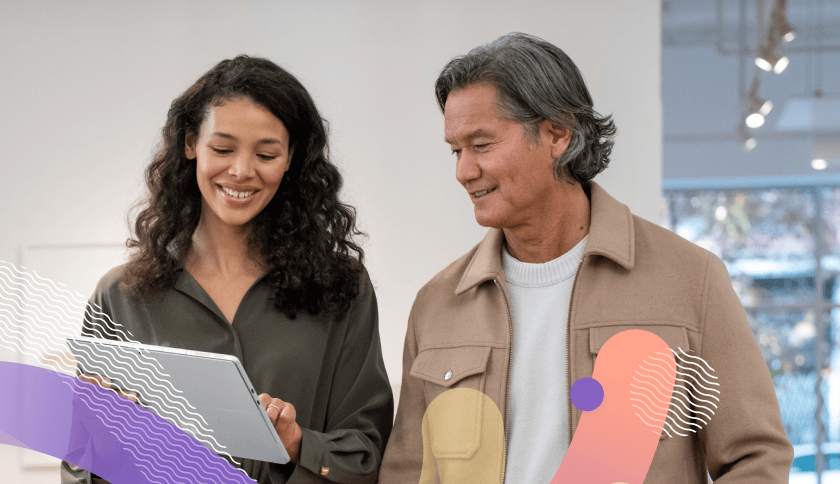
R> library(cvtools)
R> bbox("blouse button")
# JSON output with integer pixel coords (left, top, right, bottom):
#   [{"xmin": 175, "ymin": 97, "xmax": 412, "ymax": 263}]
[{"xmin": 444, "ymin": 370, "xmax": 453, "ymax": 380}]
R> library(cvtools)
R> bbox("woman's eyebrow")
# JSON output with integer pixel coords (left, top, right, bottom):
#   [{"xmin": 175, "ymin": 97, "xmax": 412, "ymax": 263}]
[
  {"xmin": 256, "ymin": 139, "xmax": 284, "ymax": 146},
  {"xmin": 210, "ymin": 132, "xmax": 237, "ymax": 141},
  {"xmin": 210, "ymin": 132, "xmax": 284, "ymax": 146}
]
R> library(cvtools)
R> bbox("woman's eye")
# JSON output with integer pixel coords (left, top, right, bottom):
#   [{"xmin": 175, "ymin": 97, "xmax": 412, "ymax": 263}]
[
  {"xmin": 257, "ymin": 154, "xmax": 278, "ymax": 161},
  {"xmin": 211, "ymin": 147, "xmax": 232, "ymax": 155}
]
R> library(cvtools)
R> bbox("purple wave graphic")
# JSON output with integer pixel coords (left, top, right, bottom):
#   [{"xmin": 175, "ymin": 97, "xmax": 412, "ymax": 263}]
[{"xmin": 0, "ymin": 361, "xmax": 255, "ymax": 483}]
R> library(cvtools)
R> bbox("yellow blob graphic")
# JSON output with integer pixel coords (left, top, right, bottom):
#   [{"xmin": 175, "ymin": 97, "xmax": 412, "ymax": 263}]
[{"xmin": 419, "ymin": 388, "xmax": 505, "ymax": 484}]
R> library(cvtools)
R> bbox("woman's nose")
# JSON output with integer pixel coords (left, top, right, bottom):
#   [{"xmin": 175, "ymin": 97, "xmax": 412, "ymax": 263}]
[{"xmin": 229, "ymin": 153, "xmax": 256, "ymax": 179}]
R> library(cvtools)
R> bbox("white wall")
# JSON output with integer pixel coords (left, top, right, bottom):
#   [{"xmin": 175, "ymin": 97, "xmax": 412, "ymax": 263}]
[{"xmin": 0, "ymin": 0, "xmax": 662, "ymax": 479}]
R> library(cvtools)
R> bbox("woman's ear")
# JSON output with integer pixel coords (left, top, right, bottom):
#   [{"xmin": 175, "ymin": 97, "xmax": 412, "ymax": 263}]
[
  {"xmin": 285, "ymin": 146, "xmax": 294, "ymax": 173},
  {"xmin": 185, "ymin": 131, "xmax": 198, "ymax": 160}
]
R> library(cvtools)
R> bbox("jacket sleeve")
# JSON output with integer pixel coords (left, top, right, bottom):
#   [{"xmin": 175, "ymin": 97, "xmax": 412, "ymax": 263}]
[
  {"xmin": 272, "ymin": 272, "xmax": 394, "ymax": 484},
  {"xmin": 377, "ymin": 302, "xmax": 425, "ymax": 483},
  {"xmin": 697, "ymin": 254, "xmax": 793, "ymax": 482}
]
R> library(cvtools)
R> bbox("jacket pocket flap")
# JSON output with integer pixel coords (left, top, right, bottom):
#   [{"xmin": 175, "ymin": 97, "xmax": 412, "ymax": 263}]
[
  {"xmin": 589, "ymin": 325, "xmax": 691, "ymax": 441},
  {"xmin": 589, "ymin": 325, "xmax": 689, "ymax": 355},
  {"xmin": 410, "ymin": 346, "xmax": 492, "ymax": 387}
]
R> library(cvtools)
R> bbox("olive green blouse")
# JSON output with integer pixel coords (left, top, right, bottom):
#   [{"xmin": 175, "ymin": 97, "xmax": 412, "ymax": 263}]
[{"xmin": 60, "ymin": 265, "xmax": 393, "ymax": 483}]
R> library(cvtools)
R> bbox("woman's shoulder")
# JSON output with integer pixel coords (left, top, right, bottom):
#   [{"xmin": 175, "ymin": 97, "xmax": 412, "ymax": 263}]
[
  {"xmin": 88, "ymin": 263, "xmax": 133, "ymax": 303},
  {"xmin": 354, "ymin": 263, "xmax": 375, "ymax": 298},
  {"xmin": 337, "ymin": 263, "xmax": 375, "ymax": 315},
  {"xmin": 94, "ymin": 264, "xmax": 127, "ymax": 291}
]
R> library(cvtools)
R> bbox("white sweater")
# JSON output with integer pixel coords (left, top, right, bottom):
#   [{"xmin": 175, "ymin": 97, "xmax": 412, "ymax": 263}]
[{"xmin": 501, "ymin": 236, "xmax": 587, "ymax": 484}]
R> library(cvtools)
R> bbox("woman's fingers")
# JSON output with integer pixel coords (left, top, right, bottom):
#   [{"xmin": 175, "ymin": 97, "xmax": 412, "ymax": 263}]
[
  {"xmin": 268, "ymin": 399, "xmax": 288, "ymax": 426},
  {"xmin": 78, "ymin": 373, "xmax": 141, "ymax": 405},
  {"xmin": 273, "ymin": 399, "xmax": 296, "ymax": 429},
  {"xmin": 117, "ymin": 389, "xmax": 140, "ymax": 404},
  {"xmin": 79, "ymin": 373, "xmax": 111, "ymax": 388},
  {"xmin": 258, "ymin": 393, "xmax": 302, "ymax": 462}
]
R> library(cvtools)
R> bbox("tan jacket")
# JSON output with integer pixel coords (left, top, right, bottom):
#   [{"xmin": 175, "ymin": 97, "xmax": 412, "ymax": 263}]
[{"xmin": 379, "ymin": 182, "xmax": 793, "ymax": 483}]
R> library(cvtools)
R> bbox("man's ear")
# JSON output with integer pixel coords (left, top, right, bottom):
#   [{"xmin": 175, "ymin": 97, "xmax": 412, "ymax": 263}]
[
  {"xmin": 545, "ymin": 118, "xmax": 573, "ymax": 160},
  {"xmin": 185, "ymin": 131, "xmax": 198, "ymax": 160}
]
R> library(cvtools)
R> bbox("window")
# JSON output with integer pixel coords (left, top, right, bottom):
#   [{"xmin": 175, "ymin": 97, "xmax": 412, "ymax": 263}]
[{"xmin": 663, "ymin": 186, "xmax": 840, "ymax": 475}]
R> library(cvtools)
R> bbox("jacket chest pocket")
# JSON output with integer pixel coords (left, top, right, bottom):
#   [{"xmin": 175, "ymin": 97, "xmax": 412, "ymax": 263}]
[
  {"xmin": 411, "ymin": 345, "xmax": 504, "ymax": 477},
  {"xmin": 411, "ymin": 345, "xmax": 492, "ymax": 405},
  {"xmin": 588, "ymin": 324, "xmax": 693, "ymax": 441}
]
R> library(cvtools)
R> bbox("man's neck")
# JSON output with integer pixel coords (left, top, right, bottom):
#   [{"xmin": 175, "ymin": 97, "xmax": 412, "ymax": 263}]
[{"xmin": 502, "ymin": 184, "xmax": 590, "ymax": 264}]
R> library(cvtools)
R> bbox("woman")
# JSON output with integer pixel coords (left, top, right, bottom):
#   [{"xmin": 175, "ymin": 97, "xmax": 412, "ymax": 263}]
[{"xmin": 61, "ymin": 56, "xmax": 393, "ymax": 483}]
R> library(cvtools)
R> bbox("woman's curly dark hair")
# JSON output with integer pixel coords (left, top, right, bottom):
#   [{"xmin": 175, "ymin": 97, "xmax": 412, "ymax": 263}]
[{"xmin": 121, "ymin": 55, "xmax": 364, "ymax": 319}]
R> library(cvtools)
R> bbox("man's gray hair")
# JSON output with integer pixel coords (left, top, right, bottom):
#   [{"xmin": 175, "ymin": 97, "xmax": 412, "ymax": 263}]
[{"xmin": 435, "ymin": 32, "xmax": 616, "ymax": 184}]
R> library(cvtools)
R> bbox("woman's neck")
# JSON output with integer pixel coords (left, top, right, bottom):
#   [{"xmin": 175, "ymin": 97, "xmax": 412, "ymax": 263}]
[{"xmin": 186, "ymin": 213, "xmax": 263, "ymax": 279}]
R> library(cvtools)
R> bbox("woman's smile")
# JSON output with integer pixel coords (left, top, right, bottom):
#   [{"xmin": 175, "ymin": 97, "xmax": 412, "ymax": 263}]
[{"xmin": 219, "ymin": 184, "xmax": 259, "ymax": 204}]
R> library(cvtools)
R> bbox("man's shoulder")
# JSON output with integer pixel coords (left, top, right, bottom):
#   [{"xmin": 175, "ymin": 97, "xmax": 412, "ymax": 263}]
[
  {"xmin": 415, "ymin": 241, "xmax": 482, "ymax": 303},
  {"xmin": 631, "ymin": 214, "xmax": 715, "ymax": 267}
]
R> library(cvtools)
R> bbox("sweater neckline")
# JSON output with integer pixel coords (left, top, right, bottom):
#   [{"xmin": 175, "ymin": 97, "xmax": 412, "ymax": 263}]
[{"xmin": 501, "ymin": 236, "xmax": 587, "ymax": 287}]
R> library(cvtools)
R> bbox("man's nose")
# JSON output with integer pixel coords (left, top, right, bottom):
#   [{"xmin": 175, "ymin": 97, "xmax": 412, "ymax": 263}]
[{"xmin": 455, "ymin": 152, "xmax": 480, "ymax": 186}]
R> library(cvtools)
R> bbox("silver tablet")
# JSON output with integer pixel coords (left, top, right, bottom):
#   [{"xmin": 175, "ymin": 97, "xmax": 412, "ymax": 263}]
[{"xmin": 66, "ymin": 336, "xmax": 290, "ymax": 465}]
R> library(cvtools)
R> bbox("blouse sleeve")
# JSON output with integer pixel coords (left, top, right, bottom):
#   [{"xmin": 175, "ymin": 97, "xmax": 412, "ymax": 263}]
[
  {"xmin": 60, "ymin": 271, "xmax": 120, "ymax": 484},
  {"xmin": 271, "ymin": 272, "xmax": 394, "ymax": 483}
]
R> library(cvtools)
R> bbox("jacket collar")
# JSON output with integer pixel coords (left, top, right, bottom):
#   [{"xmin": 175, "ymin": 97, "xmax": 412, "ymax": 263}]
[{"xmin": 454, "ymin": 181, "xmax": 635, "ymax": 295}]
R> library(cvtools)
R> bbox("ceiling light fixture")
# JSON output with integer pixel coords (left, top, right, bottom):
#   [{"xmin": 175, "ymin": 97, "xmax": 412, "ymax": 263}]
[
  {"xmin": 812, "ymin": 159, "xmax": 828, "ymax": 170},
  {"xmin": 746, "ymin": 113, "xmax": 765, "ymax": 128},
  {"xmin": 755, "ymin": 0, "xmax": 794, "ymax": 73},
  {"xmin": 755, "ymin": 44, "xmax": 789, "ymax": 73},
  {"xmin": 774, "ymin": 0, "xmax": 796, "ymax": 43},
  {"xmin": 779, "ymin": 20, "xmax": 796, "ymax": 42},
  {"xmin": 745, "ymin": 77, "xmax": 772, "ymax": 129}
]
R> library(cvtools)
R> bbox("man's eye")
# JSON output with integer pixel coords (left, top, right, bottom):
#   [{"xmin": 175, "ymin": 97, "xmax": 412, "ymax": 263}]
[
  {"xmin": 451, "ymin": 149, "xmax": 461, "ymax": 157},
  {"xmin": 474, "ymin": 144, "xmax": 489, "ymax": 151}
]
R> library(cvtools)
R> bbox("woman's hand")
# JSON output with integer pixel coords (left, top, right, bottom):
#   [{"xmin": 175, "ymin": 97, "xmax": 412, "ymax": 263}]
[
  {"xmin": 259, "ymin": 393, "xmax": 302, "ymax": 463},
  {"xmin": 78, "ymin": 374, "xmax": 141, "ymax": 405}
]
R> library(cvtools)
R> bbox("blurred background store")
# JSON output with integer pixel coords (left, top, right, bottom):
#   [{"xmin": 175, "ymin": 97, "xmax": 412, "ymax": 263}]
[{"xmin": 662, "ymin": 0, "xmax": 840, "ymax": 481}]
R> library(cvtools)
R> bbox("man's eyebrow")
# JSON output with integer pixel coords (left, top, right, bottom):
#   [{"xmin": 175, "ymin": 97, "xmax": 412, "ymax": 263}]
[
  {"xmin": 444, "ymin": 128, "xmax": 494, "ymax": 145},
  {"xmin": 210, "ymin": 132, "xmax": 284, "ymax": 146}
]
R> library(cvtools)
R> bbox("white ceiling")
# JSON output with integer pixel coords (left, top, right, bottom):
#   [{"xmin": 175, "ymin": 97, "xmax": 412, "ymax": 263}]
[{"xmin": 662, "ymin": 0, "xmax": 840, "ymax": 186}]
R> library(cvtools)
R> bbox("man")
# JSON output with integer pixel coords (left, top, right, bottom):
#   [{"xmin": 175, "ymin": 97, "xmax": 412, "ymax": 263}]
[{"xmin": 379, "ymin": 33, "xmax": 792, "ymax": 483}]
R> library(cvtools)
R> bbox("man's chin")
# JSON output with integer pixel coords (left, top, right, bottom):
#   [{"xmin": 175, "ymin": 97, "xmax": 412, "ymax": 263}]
[{"xmin": 473, "ymin": 211, "xmax": 504, "ymax": 229}]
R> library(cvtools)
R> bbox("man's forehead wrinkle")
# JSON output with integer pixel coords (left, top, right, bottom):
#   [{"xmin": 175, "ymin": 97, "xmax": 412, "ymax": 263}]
[{"xmin": 444, "ymin": 124, "xmax": 489, "ymax": 146}]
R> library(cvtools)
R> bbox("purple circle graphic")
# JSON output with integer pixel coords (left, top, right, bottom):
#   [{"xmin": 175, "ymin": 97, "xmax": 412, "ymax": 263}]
[{"xmin": 570, "ymin": 377, "xmax": 604, "ymax": 411}]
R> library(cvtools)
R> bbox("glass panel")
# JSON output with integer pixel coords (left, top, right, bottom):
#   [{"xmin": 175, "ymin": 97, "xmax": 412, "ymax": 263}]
[
  {"xmin": 822, "ymin": 189, "xmax": 840, "ymax": 307},
  {"xmin": 665, "ymin": 189, "xmax": 817, "ymax": 307},
  {"xmin": 828, "ymin": 309, "xmax": 840, "ymax": 445},
  {"xmin": 748, "ymin": 309, "xmax": 821, "ymax": 445},
  {"xmin": 822, "ymin": 188, "xmax": 840, "ymax": 259}
]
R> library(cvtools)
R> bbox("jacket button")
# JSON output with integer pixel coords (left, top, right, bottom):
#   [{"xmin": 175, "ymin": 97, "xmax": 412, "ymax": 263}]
[
  {"xmin": 320, "ymin": 466, "xmax": 329, "ymax": 477},
  {"xmin": 444, "ymin": 370, "xmax": 453, "ymax": 380}
]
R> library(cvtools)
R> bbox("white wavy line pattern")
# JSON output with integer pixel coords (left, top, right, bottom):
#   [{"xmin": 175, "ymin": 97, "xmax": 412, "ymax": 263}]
[
  {"xmin": 63, "ymin": 378, "xmax": 248, "ymax": 483},
  {"xmin": 631, "ymin": 347, "xmax": 720, "ymax": 439},
  {"xmin": 0, "ymin": 260, "xmax": 245, "ymax": 470}
]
